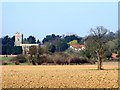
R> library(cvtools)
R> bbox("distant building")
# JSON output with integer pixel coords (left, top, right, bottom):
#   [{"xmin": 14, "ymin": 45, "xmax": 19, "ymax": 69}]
[
  {"xmin": 70, "ymin": 44, "xmax": 85, "ymax": 51},
  {"xmin": 14, "ymin": 32, "xmax": 23, "ymax": 46},
  {"xmin": 111, "ymin": 53, "xmax": 119, "ymax": 59},
  {"xmin": 14, "ymin": 32, "xmax": 39, "ymax": 55}
]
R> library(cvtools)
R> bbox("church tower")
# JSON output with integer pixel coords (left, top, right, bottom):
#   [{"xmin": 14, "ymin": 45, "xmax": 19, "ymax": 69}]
[{"xmin": 14, "ymin": 32, "xmax": 23, "ymax": 46}]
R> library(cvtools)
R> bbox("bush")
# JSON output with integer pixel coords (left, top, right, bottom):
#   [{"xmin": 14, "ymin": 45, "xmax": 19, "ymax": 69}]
[
  {"xmin": 2, "ymin": 61, "xmax": 8, "ymax": 65},
  {"xmin": 34, "ymin": 53, "xmax": 70, "ymax": 65},
  {"xmin": 15, "ymin": 61, "xmax": 20, "ymax": 65},
  {"xmin": 70, "ymin": 57, "xmax": 90, "ymax": 64},
  {"xmin": 36, "ymin": 55, "xmax": 47, "ymax": 65},
  {"xmin": 56, "ymin": 59, "xmax": 68, "ymax": 65},
  {"xmin": 30, "ymin": 54, "xmax": 55, "ymax": 65},
  {"xmin": 53, "ymin": 52, "xmax": 69, "ymax": 65},
  {"xmin": 11, "ymin": 55, "xmax": 27, "ymax": 63},
  {"xmin": 44, "ymin": 55, "xmax": 54, "ymax": 63},
  {"xmin": 31, "ymin": 60, "xmax": 36, "ymax": 65},
  {"xmin": 105, "ymin": 51, "xmax": 112, "ymax": 59}
]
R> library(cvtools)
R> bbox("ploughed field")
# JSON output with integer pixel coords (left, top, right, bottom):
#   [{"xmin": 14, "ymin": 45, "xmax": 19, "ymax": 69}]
[{"xmin": 1, "ymin": 62, "xmax": 119, "ymax": 88}]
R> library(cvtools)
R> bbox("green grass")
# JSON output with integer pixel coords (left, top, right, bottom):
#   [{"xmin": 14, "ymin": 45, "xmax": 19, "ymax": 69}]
[
  {"xmin": 2, "ymin": 62, "xmax": 30, "ymax": 65},
  {"xmin": 0, "ymin": 57, "xmax": 13, "ymax": 61}
]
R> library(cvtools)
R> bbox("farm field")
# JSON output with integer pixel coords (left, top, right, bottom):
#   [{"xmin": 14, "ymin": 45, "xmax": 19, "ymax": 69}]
[
  {"xmin": 1, "ymin": 62, "xmax": 119, "ymax": 88},
  {"xmin": 0, "ymin": 55, "xmax": 16, "ymax": 61},
  {"xmin": 0, "ymin": 57, "xmax": 13, "ymax": 61}
]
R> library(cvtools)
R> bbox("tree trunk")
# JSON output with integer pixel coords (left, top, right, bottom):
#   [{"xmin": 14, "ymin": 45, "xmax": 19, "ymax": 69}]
[
  {"xmin": 98, "ymin": 58, "xmax": 102, "ymax": 70},
  {"xmin": 97, "ymin": 51, "xmax": 103, "ymax": 70}
]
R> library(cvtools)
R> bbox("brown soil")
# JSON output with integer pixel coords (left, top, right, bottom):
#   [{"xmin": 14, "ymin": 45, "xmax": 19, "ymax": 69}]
[{"xmin": 1, "ymin": 62, "xmax": 119, "ymax": 88}]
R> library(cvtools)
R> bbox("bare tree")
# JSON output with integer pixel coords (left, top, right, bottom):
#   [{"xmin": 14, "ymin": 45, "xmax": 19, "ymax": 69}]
[{"xmin": 89, "ymin": 26, "xmax": 109, "ymax": 70}]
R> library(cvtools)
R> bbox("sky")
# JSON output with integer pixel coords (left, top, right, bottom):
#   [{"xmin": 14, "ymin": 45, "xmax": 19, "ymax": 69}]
[{"xmin": 1, "ymin": 1, "xmax": 118, "ymax": 41}]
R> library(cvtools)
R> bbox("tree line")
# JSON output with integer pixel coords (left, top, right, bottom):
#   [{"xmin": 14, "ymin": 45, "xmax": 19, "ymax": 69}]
[
  {"xmin": 0, "ymin": 34, "xmax": 82, "ymax": 55},
  {"xmin": 1, "ymin": 26, "xmax": 120, "ymax": 70},
  {"xmin": 0, "ymin": 35, "xmax": 40, "ymax": 55},
  {"xmin": 1, "ymin": 27, "xmax": 119, "ymax": 56}
]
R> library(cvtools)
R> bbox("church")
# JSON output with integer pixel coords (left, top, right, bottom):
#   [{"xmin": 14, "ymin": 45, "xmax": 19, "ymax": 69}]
[{"xmin": 14, "ymin": 32, "xmax": 39, "ymax": 55}]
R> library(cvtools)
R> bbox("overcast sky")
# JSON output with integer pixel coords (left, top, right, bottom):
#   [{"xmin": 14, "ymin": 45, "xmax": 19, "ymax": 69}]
[{"xmin": 1, "ymin": 2, "xmax": 118, "ymax": 41}]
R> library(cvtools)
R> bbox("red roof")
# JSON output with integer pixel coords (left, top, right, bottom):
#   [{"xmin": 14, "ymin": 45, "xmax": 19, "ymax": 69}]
[
  {"xmin": 111, "ymin": 53, "xmax": 119, "ymax": 59},
  {"xmin": 71, "ymin": 44, "xmax": 85, "ymax": 49}
]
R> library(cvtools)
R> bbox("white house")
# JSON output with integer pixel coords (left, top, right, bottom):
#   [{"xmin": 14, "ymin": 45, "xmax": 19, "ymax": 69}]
[{"xmin": 70, "ymin": 44, "xmax": 85, "ymax": 51}]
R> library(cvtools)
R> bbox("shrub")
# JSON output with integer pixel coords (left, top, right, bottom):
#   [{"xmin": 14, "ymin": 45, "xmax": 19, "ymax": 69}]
[
  {"xmin": 70, "ymin": 57, "xmax": 90, "ymax": 64},
  {"xmin": 105, "ymin": 51, "xmax": 112, "ymax": 60},
  {"xmin": 36, "ymin": 55, "xmax": 47, "ymax": 65},
  {"xmin": 31, "ymin": 60, "xmax": 36, "ymax": 65},
  {"xmin": 44, "ymin": 55, "xmax": 54, "ymax": 63},
  {"xmin": 89, "ymin": 60, "xmax": 96, "ymax": 64},
  {"xmin": 15, "ymin": 61, "xmax": 20, "ymax": 65},
  {"xmin": 30, "ymin": 54, "xmax": 54, "ymax": 65},
  {"xmin": 56, "ymin": 59, "xmax": 68, "ymax": 65},
  {"xmin": 11, "ymin": 55, "xmax": 27, "ymax": 63},
  {"xmin": 2, "ymin": 61, "xmax": 8, "ymax": 65},
  {"xmin": 53, "ymin": 52, "xmax": 69, "ymax": 65},
  {"xmin": 34, "ymin": 53, "xmax": 70, "ymax": 65}
]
